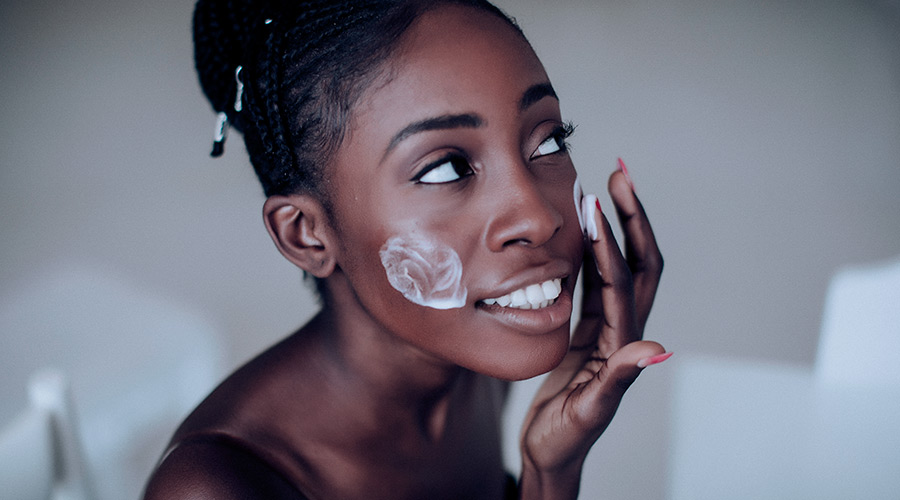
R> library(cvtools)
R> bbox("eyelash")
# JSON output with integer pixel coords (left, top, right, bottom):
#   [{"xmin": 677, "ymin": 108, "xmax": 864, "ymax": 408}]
[{"xmin": 410, "ymin": 121, "xmax": 576, "ymax": 184}]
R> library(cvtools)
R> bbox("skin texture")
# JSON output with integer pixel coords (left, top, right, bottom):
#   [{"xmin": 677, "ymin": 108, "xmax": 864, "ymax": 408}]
[{"xmin": 144, "ymin": 4, "xmax": 665, "ymax": 500}]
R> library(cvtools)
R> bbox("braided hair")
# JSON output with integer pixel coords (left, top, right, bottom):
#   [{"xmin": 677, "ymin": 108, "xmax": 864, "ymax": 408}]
[{"xmin": 193, "ymin": 0, "xmax": 521, "ymax": 200}]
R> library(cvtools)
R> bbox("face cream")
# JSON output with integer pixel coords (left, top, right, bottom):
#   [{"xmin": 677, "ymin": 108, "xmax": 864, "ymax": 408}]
[{"xmin": 379, "ymin": 235, "xmax": 467, "ymax": 310}]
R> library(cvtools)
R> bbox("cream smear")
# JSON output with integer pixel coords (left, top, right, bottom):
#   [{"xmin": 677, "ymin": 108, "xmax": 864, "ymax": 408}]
[{"xmin": 379, "ymin": 235, "xmax": 467, "ymax": 310}]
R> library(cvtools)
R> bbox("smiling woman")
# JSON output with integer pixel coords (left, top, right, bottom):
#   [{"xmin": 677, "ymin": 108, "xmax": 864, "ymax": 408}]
[{"xmin": 142, "ymin": 1, "xmax": 666, "ymax": 499}]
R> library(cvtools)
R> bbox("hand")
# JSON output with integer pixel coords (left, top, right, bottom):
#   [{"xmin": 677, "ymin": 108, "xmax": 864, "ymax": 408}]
[{"xmin": 518, "ymin": 164, "xmax": 667, "ymax": 499}]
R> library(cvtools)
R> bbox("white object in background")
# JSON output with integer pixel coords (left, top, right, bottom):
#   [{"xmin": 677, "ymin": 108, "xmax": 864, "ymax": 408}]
[
  {"xmin": 667, "ymin": 356, "xmax": 814, "ymax": 500},
  {"xmin": 815, "ymin": 255, "xmax": 900, "ymax": 388},
  {"xmin": 808, "ymin": 255, "xmax": 900, "ymax": 499},
  {"xmin": 0, "ymin": 264, "xmax": 224, "ymax": 500},
  {"xmin": 0, "ymin": 370, "xmax": 95, "ymax": 500},
  {"xmin": 667, "ymin": 255, "xmax": 900, "ymax": 500}
]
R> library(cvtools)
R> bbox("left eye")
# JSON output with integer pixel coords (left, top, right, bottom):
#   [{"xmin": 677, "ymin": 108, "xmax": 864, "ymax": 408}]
[
  {"xmin": 531, "ymin": 124, "xmax": 574, "ymax": 160},
  {"xmin": 414, "ymin": 155, "xmax": 474, "ymax": 184},
  {"xmin": 534, "ymin": 136, "xmax": 562, "ymax": 157}
]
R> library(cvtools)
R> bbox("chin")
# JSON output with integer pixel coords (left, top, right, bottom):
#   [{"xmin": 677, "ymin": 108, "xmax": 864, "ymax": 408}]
[{"xmin": 479, "ymin": 325, "xmax": 571, "ymax": 381}]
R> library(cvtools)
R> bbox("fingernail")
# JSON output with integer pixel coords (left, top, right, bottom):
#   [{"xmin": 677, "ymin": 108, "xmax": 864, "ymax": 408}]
[
  {"xmin": 617, "ymin": 157, "xmax": 635, "ymax": 191},
  {"xmin": 637, "ymin": 352, "xmax": 673, "ymax": 368},
  {"xmin": 574, "ymin": 176, "xmax": 585, "ymax": 234},
  {"xmin": 582, "ymin": 194, "xmax": 600, "ymax": 241}
]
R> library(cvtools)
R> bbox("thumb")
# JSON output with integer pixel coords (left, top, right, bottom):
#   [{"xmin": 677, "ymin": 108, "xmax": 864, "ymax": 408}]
[
  {"xmin": 601, "ymin": 341, "xmax": 670, "ymax": 399},
  {"xmin": 566, "ymin": 340, "xmax": 670, "ymax": 438}
]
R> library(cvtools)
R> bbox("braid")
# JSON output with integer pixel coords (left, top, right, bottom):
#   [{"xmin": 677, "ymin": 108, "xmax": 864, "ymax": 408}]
[
  {"xmin": 255, "ymin": 22, "xmax": 298, "ymax": 194},
  {"xmin": 193, "ymin": 0, "xmax": 522, "ymax": 198},
  {"xmin": 193, "ymin": 0, "xmax": 254, "ymax": 118}
]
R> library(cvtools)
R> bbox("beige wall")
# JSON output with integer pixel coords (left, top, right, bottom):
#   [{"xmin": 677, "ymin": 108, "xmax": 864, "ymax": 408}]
[{"xmin": 2, "ymin": 0, "xmax": 899, "ymax": 498}]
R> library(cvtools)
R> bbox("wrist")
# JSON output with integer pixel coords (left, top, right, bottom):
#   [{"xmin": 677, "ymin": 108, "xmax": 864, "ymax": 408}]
[{"xmin": 518, "ymin": 457, "xmax": 584, "ymax": 500}]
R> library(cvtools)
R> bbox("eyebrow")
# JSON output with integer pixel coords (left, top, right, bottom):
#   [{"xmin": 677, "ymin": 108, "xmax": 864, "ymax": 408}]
[
  {"xmin": 382, "ymin": 82, "xmax": 558, "ymax": 158},
  {"xmin": 519, "ymin": 82, "xmax": 557, "ymax": 111},
  {"xmin": 384, "ymin": 113, "xmax": 483, "ymax": 158}
]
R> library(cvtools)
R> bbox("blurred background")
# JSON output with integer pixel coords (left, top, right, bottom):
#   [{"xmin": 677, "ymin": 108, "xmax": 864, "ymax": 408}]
[{"xmin": 2, "ymin": 0, "xmax": 898, "ymax": 498}]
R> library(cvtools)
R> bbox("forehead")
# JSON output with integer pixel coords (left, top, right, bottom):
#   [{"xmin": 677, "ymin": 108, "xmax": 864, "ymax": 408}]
[
  {"xmin": 349, "ymin": 4, "xmax": 550, "ymax": 137},
  {"xmin": 393, "ymin": 4, "xmax": 547, "ymax": 91}
]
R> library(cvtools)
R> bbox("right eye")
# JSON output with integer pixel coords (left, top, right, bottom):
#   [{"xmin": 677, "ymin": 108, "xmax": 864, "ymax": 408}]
[{"xmin": 413, "ymin": 155, "xmax": 474, "ymax": 184}]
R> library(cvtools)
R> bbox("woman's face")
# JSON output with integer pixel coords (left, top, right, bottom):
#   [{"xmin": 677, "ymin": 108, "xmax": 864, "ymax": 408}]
[{"xmin": 326, "ymin": 4, "xmax": 584, "ymax": 380}]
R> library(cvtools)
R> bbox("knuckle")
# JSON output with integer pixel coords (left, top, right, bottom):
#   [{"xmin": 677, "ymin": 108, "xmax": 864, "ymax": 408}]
[
  {"xmin": 637, "ymin": 250, "xmax": 663, "ymax": 278},
  {"xmin": 650, "ymin": 251, "xmax": 664, "ymax": 276}
]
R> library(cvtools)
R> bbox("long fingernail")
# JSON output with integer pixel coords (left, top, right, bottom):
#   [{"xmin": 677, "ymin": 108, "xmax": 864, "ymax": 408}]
[
  {"xmin": 637, "ymin": 352, "xmax": 673, "ymax": 368},
  {"xmin": 617, "ymin": 157, "xmax": 635, "ymax": 191},
  {"xmin": 581, "ymin": 194, "xmax": 600, "ymax": 241},
  {"xmin": 574, "ymin": 176, "xmax": 585, "ymax": 233}
]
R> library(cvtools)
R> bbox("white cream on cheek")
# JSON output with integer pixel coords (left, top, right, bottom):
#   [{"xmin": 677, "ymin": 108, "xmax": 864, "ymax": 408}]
[{"xmin": 379, "ymin": 235, "xmax": 468, "ymax": 310}]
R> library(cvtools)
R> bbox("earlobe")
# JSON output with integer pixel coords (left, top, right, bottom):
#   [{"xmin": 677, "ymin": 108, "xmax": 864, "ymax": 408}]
[{"xmin": 263, "ymin": 195, "xmax": 337, "ymax": 278}]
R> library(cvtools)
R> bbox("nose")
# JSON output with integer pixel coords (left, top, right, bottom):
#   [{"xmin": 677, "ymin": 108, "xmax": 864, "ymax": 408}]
[{"xmin": 483, "ymin": 165, "xmax": 563, "ymax": 252}]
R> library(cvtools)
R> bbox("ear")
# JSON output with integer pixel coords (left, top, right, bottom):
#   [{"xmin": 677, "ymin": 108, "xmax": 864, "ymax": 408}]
[{"xmin": 263, "ymin": 194, "xmax": 337, "ymax": 278}]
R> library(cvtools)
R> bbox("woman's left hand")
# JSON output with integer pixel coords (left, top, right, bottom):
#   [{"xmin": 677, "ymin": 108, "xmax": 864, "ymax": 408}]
[{"xmin": 518, "ymin": 165, "xmax": 667, "ymax": 499}]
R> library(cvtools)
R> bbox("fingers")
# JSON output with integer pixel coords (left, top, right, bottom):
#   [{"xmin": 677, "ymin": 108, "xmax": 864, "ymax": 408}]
[
  {"xmin": 608, "ymin": 162, "xmax": 663, "ymax": 334},
  {"xmin": 574, "ymin": 185, "xmax": 642, "ymax": 354},
  {"xmin": 573, "ymin": 159, "xmax": 662, "ymax": 355}
]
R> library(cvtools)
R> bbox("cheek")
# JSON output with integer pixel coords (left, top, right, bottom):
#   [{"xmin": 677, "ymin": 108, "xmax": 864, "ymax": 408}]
[{"xmin": 379, "ymin": 235, "xmax": 468, "ymax": 310}]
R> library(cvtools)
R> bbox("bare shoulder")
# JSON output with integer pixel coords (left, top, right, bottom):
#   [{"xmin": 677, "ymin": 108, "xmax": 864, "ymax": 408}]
[{"xmin": 142, "ymin": 435, "xmax": 307, "ymax": 500}]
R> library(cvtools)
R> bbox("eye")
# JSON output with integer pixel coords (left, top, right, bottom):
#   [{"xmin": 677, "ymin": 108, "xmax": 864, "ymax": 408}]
[
  {"xmin": 530, "ymin": 122, "xmax": 575, "ymax": 160},
  {"xmin": 413, "ymin": 155, "xmax": 474, "ymax": 184},
  {"xmin": 535, "ymin": 136, "xmax": 562, "ymax": 156}
]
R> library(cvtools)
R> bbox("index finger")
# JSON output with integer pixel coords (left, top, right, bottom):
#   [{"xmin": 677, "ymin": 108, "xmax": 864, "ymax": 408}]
[
  {"xmin": 608, "ymin": 161, "xmax": 663, "ymax": 334},
  {"xmin": 576, "ymin": 192, "xmax": 638, "ymax": 355}
]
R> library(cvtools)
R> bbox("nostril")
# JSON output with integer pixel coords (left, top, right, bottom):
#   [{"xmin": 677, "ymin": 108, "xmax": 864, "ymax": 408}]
[
  {"xmin": 502, "ymin": 238, "xmax": 530, "ymax": 249},
  {"xmin": 493, "ymin": 217, "xmax": 561, "ymax": 251}
]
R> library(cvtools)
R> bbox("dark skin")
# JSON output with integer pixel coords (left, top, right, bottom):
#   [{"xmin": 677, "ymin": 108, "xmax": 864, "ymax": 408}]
[{"xmin": 144, "ymin": 5, "xmax": 665, "ymax": 500}]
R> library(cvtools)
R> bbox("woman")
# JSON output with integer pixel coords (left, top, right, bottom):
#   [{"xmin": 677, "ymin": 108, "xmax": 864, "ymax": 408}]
[{"xmin": 144, "ymin": 1, "xmax": 667, "ymax": 498}]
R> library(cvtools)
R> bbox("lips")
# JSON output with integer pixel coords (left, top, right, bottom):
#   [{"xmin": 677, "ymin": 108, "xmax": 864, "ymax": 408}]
[{"xmin": 480, "ymin": 278, "xmax": 562, "ymax": 310}]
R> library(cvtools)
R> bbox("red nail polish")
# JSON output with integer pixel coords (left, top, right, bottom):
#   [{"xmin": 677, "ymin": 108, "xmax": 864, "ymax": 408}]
[
  {"xmin": 637, "ymin": 352, "xmax": 673, "ymax": 368},
  {"xmin": 617, "ymin": 157, "xmax": 635, "ymax": 191},
  {"xmin": 595, "ymin": 198, "xmax": 602, "ymax": 214}
]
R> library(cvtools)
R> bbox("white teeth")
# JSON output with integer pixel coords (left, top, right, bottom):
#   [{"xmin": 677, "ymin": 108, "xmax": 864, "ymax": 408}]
[
  {"xmin": 541, "ymin": 279, "xmax": 561, "ymax": 298},
  {"xmin": 525, "ymin": 284, "xmax": 544, "ymax": 304},
  {"xmin": 510, "ymin": 289, "xmax": 528, "ymax": 307},
  {"xmin": 482, "ymin": 278, "xmax": 562, "ymax": 310}
]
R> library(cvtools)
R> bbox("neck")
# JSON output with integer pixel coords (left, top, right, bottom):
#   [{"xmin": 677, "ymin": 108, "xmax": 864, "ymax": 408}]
[{"xmin": 311, "ymin": 278, "xmax": 474, "ymax": 441}]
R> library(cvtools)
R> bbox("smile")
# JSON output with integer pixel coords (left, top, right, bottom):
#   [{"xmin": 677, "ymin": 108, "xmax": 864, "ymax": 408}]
[{"xmin": 481, "ymin": 278, "xmax": 562, "ymax": 310}]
